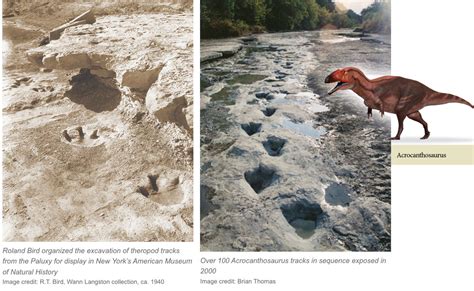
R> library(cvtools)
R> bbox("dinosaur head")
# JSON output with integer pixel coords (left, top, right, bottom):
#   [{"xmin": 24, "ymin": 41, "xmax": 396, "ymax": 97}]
[{"xmin": 325, "ymin": 67, "xmax": 359, "ymax": 95}]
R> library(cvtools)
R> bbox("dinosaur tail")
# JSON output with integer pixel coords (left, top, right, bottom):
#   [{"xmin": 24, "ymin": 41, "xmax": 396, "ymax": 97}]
[{"xmin": 428, "ymin": 93, "xmax": 474, "ymax": 108}]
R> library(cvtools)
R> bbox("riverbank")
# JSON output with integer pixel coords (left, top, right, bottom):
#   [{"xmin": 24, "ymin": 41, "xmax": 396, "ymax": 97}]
[
  {"xmin": 200, "ymin": 30, "xmax": 390, "ymax": 64},
  {"xmin": 200, "ymin": 29, "xmax": 391, "ymax": 251}
]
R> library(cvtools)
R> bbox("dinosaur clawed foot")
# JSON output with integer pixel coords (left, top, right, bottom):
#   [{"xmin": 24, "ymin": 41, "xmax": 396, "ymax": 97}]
[{"xmin": 420, "ymin": 132, "xmax": 430, "ymax": 140}]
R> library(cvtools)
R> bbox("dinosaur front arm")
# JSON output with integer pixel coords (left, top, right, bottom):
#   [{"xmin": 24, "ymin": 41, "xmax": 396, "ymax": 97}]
[
  {"xmin": 364, "ymin": 97, "xmax": 385, "ymax": 117},
  {"xmin": 376, "ymin": 100, "xmax": 384, "ymax": 117}
]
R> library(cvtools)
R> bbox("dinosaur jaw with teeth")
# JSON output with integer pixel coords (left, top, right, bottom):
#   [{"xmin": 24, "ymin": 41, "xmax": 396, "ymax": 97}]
[{"xmin": 328, "ymin": 81, "xmax": 348, "ymax": 95}]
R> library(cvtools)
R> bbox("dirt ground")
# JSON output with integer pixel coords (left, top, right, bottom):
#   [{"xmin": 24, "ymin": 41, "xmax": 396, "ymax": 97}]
[{"xmin": 2, "ymin": 1, "xmax": 193, "ymax": 241}]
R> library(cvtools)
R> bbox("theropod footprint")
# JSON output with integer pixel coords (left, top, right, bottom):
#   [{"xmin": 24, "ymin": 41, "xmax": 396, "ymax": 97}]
[
  {"xmin": 244, "ymin": 164, "xmax": 279, "ymax": 194},
  {"xmin": 136, "ymin": 173, "xmax": 184, "ymax": 205},
  {"xmin": 241, "ymin": 122, "xmax": 262, "ymax": 136},
  {"xmin": 280, "ymin": 199, "xmax": 323, "ymax": 239},
  {"xmin": 262, "ymin": 136, "xmax": 286, "ymax": 156},
  {"xmin": 261, "ymin": 107, "xmax": 276, "ymax": 117}
]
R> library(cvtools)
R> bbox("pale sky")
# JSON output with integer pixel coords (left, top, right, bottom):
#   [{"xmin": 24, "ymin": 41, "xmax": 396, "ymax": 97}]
[{"xmin": 335, "ymin": 0, "xmax": 375, "ymax": 14}]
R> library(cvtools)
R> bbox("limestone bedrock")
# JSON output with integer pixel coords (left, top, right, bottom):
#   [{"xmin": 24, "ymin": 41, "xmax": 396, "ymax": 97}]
[{"xmin": 27, "ymin": 12, "xmax": 193, "ymax": 130}]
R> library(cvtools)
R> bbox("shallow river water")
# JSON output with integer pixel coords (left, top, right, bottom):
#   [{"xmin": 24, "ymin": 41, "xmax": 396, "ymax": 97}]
[{"xmin": 201, "ymin": 30, "xmax": 391, "ymax": 252}]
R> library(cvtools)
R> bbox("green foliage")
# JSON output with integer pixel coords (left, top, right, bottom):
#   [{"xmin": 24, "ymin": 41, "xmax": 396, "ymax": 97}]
[
  {"xmin": 235, "ymin": 0, "xmax": 267, "ymax": 25},
  {"xmin": 316, "ymin": 0, "xmax": 335, "ymax": 11},
  {"xmin": 202, "ymin": 19, "xmax": 246, "ymax": 38},
  {"xmin": 361, "ymin": 0, "xmax": 391, "ymax": 34},
  {"xmin": 204, "ymin": 0, "xmax": 236, "ymax": 19},
  {"xmin": 201, "ymin": 0, "xmax": 389, "ymax": 38},
  {"xmin": 300, "ymin": 0, "xmax": 320, "ymax": 30},
  {"xmin": 265, "ymin": 0, "xmax": 307, "ymax": 31},
  {"xmin": 346, "ymin": 9, "xmax": 362, "ymax": 24},
  {"xmin": 317, "ymin": 6, "xmax": 332, "ymax": 26}
]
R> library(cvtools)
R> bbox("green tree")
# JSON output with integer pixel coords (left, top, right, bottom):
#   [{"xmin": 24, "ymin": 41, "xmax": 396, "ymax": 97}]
[
  {"xmin": 235, "ymin": 0, "xmax": 266, "ymax": 25},
  {"xmin": 346, "ymin": 9, "xmax": 362, "ymax": 24},
  {"xmin": 201, "ymin": 0, "xmax": 385, "ymax": 38},
  {"xmin": 265, "ymin": 0, "xmax": 309, "ymax": 31},
  {"xmin": 317, "ymin": 5, "xmax": 331, "ymax": 27},
  {"xmin": 361, "ymin": 0, "xmax": 391, "ymax": 33},
  {"xmin": 331, "ymin": 12, "xmax": 351, "ymax": 28},
  {"xmin": 316, "ymin": 0, "xmax": 335, "ymax": 11},
  {"xmin": 203, "ymin": 0, "xmax": 236, "ymax": 20},
  {"xmin": 300, "ymin": 0, "xmax": 320, "ymax": 30}
]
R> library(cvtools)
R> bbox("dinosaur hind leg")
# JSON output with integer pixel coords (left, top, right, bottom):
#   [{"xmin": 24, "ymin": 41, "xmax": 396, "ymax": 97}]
[
  {"xmin": 408, "ymin": 111, "xmax": 430, "ymax": 139},
  {"xmin": 391, "ymin": 113, "xmax": 406, "ymax": 140}
]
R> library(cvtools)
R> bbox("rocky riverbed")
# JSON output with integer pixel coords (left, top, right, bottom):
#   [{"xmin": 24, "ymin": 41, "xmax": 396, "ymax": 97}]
[
  {"xmin": 3, "ymin": 4, "xmax": 193, "ymax": 241},
  {"xmin": 200, "ymin": 30, "xmax": 391, "ymax": 251}
]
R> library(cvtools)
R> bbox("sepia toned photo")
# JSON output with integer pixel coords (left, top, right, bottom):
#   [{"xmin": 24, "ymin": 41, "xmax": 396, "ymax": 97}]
[{"xmin": 2, "ymin": 0, "xmax": 193, "ymax": 241}]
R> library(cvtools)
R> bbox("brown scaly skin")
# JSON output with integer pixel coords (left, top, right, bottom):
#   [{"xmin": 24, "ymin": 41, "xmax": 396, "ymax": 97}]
[{"xmin": 325, "ymin": 67, "xmax": 474, "ymax": 140}]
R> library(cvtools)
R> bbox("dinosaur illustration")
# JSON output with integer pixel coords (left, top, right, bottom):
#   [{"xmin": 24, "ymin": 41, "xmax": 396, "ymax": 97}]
[{"xmin": 324, "ymin": 67, "xmax": 473, "ymax": 139}]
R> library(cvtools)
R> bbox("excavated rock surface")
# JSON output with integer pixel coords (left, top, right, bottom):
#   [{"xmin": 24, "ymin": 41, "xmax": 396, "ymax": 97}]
[
  {"xmin": 200, "ymin": 31, "xmax": 391, "ymax": 251},
  {"xmin": 27, "ymin": 12, "xmax": 193, "ymax": 131},
  {"xmin": 3, "ymin": 11, "xmax": 193, "ymax": 242},
  {"xmin": 201, "ymin": 39, "xmax": 243, "ymax": 63}
]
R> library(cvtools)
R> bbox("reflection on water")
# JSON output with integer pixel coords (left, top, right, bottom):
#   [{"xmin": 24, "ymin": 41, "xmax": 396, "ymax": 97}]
[
  {"xmin": 281, "ymin": 118, "xmax": 326, "ymax": 138},
  {"xmin": 270, "ymin": 91, "xmax": 329, "ymax": 114},
  {"xmin": 290, "ymin": 218, "xmax": 316, "ymax": 239}
]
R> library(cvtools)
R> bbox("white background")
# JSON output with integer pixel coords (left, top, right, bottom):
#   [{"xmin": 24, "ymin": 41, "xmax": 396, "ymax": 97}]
[
  {"xmin": 2, "ymin": 0, "xmax": 474, "ymax": 290},
  {"xmin": 391, "ymin": 0, "xmax": 473, "ymax": 143}
]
